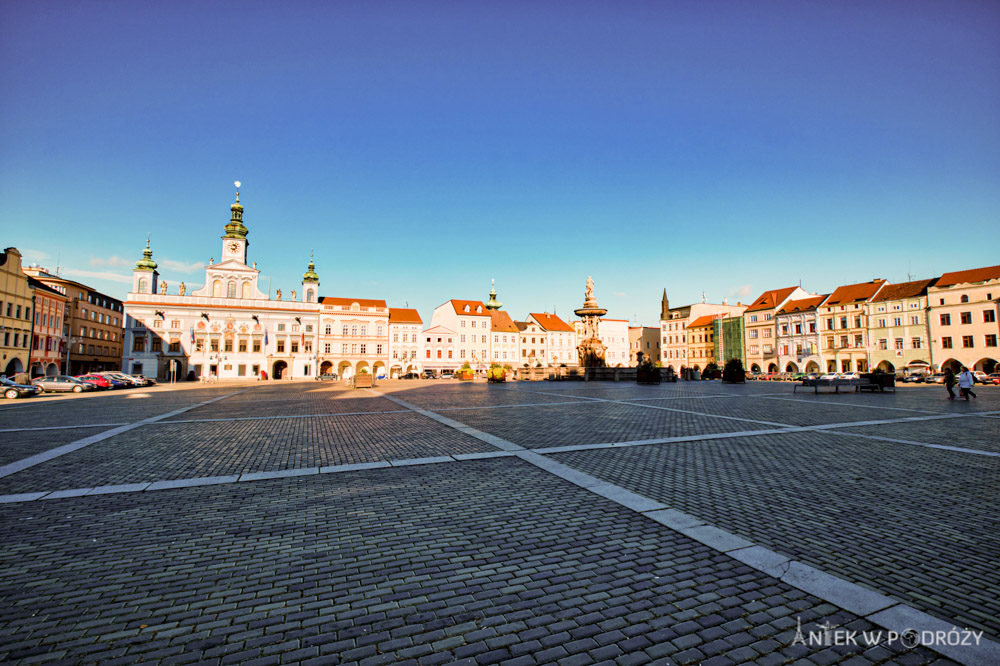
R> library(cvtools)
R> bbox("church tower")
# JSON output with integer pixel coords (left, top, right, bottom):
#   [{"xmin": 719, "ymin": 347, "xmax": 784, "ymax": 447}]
[
  {"xmin": 660, "ymin": 289, "xmax": 670, "ymax": 320},
  {"xmin": 485, "ymin": 279, "xmax": 502, "ymax": 310},
  {"xmin": 301, "ymin": 253, "xmax": 320, "ymax": 304},
  {"xmin": 132, "ymin": 238, "xmax": 159, "ymax": 294},
  {"xmin": 221, "ymin": 181, "xmax": 249, "ymax": 265}
]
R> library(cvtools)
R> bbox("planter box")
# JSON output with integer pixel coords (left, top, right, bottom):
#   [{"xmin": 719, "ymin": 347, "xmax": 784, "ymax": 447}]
[{"xmin": 353, "ymin": 374, "xmax": 373, "ymax": 389}]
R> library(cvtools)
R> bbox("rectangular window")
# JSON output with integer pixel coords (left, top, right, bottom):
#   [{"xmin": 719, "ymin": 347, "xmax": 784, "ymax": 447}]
[
  {"xmin": 892, "ymin": 317, "xmax": 901, "ymax": 326},
  {"xmin": 277, "ymin": 323, "xmax": 286, "ymax": 331},
  {"xmin": 238, "ymin": 364, "xmax": 246, "ymax": 376},
  {"xmin": 855, "ymin": 317, "xmax": 863, "ymax": 328},
  {"xmin": 878, "ymin": 339, "xmax": 887, "ymax": 350},
  {"xmin": 854, "ymin": 334, "xmax": 864, "ymax": 347},
  {"xmin": 351, "ymin": 344, "xmax": 357, "ymax": 354},
  {"xmin": 460, "ymin": 334, "xmax": 466, "ymax": 343},
  {"xmin": 960, "ymin": 312, "xmax": 972, "ymax": 325},
  {"xmin": 962, "ymin": 336, "xmax": 974, "ymax": 348},
  {"xmin": 342, "ymin": 344, "xmax": 349, "ymax": 354},
  {"xmin": 133, "ymin": 336, "xmax": 146, "ymax": 352},
  {"xmin": 151, "ymin": 337, "xmax": 162, "ymax": 351},
  {"xmin": 941, "ymin": 337, "xmax": 952, "ymax": 349},
  {"xmin": 277, "ymin": 340, "xmax": 285, "ymax": 353},
  {"xmin": 210, "ymin": 339, "xmax": 219, "ymax": 352},
  {"xmin": 840, "ymin": 317, "xmax": 848, "ymax": 329},
  {"xmin": 224, "ymin": 339, "xmax": 233, "ymax": 352},
  {"xmin": 460, "ymin": 349, "xmax": 466, "ymax": 358},
  {"xmin": 894, "ymin": 338, "xmax": 903, "ymax": 350},
  {"xmin": 169, "ymin": 342, "xmax": 180, "ymax": 352},
  {"xmin": 911, "ymin": 337, "xmax": 921, "ymax": 349},
  {"xmin": 253, "ymin": 340, "xmax": 261, "ymax": 353},
  {"xmin": 239, "ymin": 339, "xmax": 247, "ymax": 352},
  {"xmin": 840, "ymin": 335, "xmax": 848, "ymax": 348},
  {"xmin": 910, "ymin": 315, "xmax": 920, "ymax": 325},
  {"xmin": 940, "ymin": 313, "xmax": 951, "ymax": 326},
  {"xmin": 376, "ymin": 344, "xmax": 382, "ymax": 354},
  {"xmin": 426, "ymin": 349, "xmax": 431, "ymax": 358},
  {"xmin": 984, "ymin": 310, "xmax": 996, "ymax": 323},
  {"xmin": 324, "ymin": 343, "xmax": 331, "ymax": 353},
  {"xmin": 291, "ymin": 341, "xmax": 299, "ymax": 353},
  {"xmin": 359, "ymin": 344, "xmax": 365, "ymax": 354},
  {"xmin": 986, "ymin": 334, "xmax": 997, "ymax": 347},
  {"xmin": 809, "ymin": 322, "xmax": 816, "ymax": 333}
]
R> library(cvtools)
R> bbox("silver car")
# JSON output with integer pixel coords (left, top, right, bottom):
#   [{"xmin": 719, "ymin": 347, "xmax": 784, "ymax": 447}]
[{"xmin": 32, "ymin": 375, "xmax": 96, "ymax": 393}]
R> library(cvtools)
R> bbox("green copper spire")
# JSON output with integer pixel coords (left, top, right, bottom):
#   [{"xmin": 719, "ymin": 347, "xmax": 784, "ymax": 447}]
[
  {"xmin": 485, "ymin": 278, "xmax": 502, "ymax": 310},
  {"xmin": 223, "ymin": 183, "xmax": 249, "ymax": 239},
  {"xmin": 135, "ymin": 238, "xmax": 158, "ymax": 271},
  {"xmin": 302, "ymin": 252, "xmax": 319, "ymax": 283}
]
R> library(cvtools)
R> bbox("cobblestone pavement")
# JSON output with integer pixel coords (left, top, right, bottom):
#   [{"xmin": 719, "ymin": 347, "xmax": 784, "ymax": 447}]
[{"xmin": 1, "ymin": 379, "xmax": 995, "ymax": 664}]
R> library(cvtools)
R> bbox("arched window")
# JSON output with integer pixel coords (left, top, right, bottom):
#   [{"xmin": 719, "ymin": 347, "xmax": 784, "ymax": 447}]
[
  {"xmin": 227, "ymin": 281, "xmax": 236, "ymax": 298},
  {"xmin": 306, "ymin": 289, "xmax": 315, "ymax": 303},
  {"xmin": 138, "ymin": 278, "xmax": 147, "ymax": 293},
  {"xmin": 241, "ymin": 282, "xmax": 251, "ymax": 298},
  {"xmin": 961, "ymin": 295, "xmax": 969, "ymax": 303},
  {"xmin": 213, "ymin": 280, "xmax": 222, "ymax": 297}
]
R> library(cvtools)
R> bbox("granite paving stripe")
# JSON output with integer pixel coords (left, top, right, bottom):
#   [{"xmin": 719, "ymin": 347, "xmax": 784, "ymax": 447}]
[
  {"xmin": 158, "ymin": 408, "xmax": 411, "ymax": 424},
  {"xmin": 0, "ymin": 426, "xmax": 113, "ymax": 466},
  {"xmin": 762, "ymin": 395, "xmax": 942, "ymax": 414},
  {"xmin": 161, "ymin": 393, "xmax": 405, "ymax": 420},
  {"xmin": 608, "ymin": 399, "xmax": 794, "ymax": 428},
  {"xmin": 0, "ymin": 389, "xmax": 250, "ymax": 481},
  {"xmin": 381, "ymin": 384, "xmax": 594, "ymax": 409},
  {"xmin": 0, "ymin": 459, "xmax": 949, "ymax": 665},
  {"xmin": 0, "ymin": 412, "xmax": 496, "ymax": 494},
  {"xmin": 827, "ymin": 429, "xmax": 1000, "ymax": 457},
  {"xmin": 422, "ymin": 400, "xmax": 776, "ymax": 448},
  {"xmin": 0, "ymin": 423, "xmax": 127, "ymax": 432},
  {"xmin": 549, "ymin": 432, "xmax": 1000, "ymax": 639},
  {"xmin": 837, "ymin": 416, "xmax": 1000, "ymax": 454}
]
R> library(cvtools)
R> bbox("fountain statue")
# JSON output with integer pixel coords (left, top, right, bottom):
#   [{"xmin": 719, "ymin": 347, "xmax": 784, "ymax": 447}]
[{"xmin": 575, "ymin": 275, "xmax": 607, "ymax": 367}]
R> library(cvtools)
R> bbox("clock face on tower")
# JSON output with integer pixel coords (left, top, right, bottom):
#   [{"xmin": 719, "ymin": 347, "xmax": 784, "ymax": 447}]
[{"xmin": 228, "ymin": 242, "xmax": 240, "ymax": 253}]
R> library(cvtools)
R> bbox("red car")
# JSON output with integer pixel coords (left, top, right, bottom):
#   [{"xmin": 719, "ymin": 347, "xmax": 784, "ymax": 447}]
[{"xmin": 76, "ymin": 374, "xmax": 112, "ymax": 389}]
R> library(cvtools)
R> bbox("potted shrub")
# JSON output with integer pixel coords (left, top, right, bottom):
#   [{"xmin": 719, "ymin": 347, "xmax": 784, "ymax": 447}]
[
  {"xmin": 703, "ymin": 362, "xmax": 720, "ymax": 380},
  {"xmin": 722, "ymin": 358, "xmax": 745, "ymax": 384},
  {"xmin": 487, "ymin": 363, "xmax": 506, "ymax": 383},
  {"xmin": 636, "ymin": 359, "xmax": 661, "ymax": 385},
  {"xmin": 458, "ymin": 362, "xmax": 474, "ymax": 381}
]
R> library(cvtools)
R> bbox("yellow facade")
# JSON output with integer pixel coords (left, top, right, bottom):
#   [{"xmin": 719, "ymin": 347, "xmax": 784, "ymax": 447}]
[{"xmin": 1, "ymin": 248, "xmax": 33, "ymax": 379}]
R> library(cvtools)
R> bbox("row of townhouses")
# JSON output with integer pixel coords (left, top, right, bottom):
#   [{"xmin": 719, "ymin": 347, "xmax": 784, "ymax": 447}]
[
  {"xmin": 4, "ymin": 192, "xmax": 997, "ymax": 381},
  {"xmin": 659, "ymin": 269, "xmax": 1000, "ymax": 376}
]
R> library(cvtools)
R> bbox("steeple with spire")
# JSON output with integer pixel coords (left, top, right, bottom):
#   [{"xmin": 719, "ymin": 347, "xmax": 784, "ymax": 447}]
[
  {"xmin": 660, "ymin": 289, "xmax": 670, "ymax": 320},
  {"xmin": 132, "ymin": 237, "xmax": 159, "ymax": 294},
  {"xmin": 485, "ymin": 279, "xmax": 502, "ymax": 310},
  {"xmin": 301, "ymin": 252, "xmax": 320, "ymax": 303},
  {"xmin": 221, "ymin": 181, "xmax": 249, "ymax": 264}
]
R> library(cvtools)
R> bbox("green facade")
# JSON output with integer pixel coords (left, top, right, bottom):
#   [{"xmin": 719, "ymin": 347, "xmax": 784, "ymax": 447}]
[{"xmin": 714, "ymin": 316, "xmax": 745, "ymax": 366}]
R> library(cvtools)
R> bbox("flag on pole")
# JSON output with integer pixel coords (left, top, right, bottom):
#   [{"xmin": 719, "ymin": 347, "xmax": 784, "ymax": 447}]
[
  {"xmin": 190, "ymin": 327, "xmax": 195, "ymax": 345},
  {"xmin": 264, "ymin": 327, "xmax": 268, "ymax": 346}
]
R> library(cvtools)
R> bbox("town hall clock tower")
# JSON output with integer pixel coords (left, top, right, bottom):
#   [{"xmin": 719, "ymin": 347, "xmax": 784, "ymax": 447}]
[{"xmin": 222, "ymin": 181, "xmax": 249, "ymax": 265}]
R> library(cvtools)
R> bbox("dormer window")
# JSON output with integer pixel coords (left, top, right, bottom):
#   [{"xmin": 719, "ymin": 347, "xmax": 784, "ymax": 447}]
[
  {"xmin": 476, "ymin": 306, "xmax": 482, "ymax": 313},
  {"xmin": 464, "ymin": 305, "xmax": 470, "ymax": 313}
]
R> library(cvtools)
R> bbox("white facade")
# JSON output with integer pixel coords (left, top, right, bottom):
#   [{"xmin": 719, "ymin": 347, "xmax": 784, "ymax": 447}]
[
  {"xmin": 389, "ymin": 308, "xmax": 423, "ymax": 377},
  {"xmin": 430, "ymin": 300, "xmax": 492, "ymax": 370},
  {"xmin": 527, "ymin": 312, "xmax": 577, "ymax": 367},
  {"xmin": 517, "ymin": 320, "xmax": 548, "ymax": 366},
  {"xmin": 318, "ymin": 298, "xmax": 390, "ymax": 379},
  {"xmin": 123, "ymin": 194, "xmax": 320, "ymax": 381},
  {"xmin": 422, "ymin": 325, "xmax": 457, "ymax": 372}
]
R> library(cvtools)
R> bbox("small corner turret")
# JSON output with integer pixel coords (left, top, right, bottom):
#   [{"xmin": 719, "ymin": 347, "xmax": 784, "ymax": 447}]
[{"xmin": 132, "ymin": 237, "xmax": 159, "ymax": 294}]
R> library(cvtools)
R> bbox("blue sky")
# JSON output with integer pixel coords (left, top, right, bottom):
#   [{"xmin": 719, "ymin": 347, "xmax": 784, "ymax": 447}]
[{"xmin": 2, "ymin": 0, "xmax": 998, "ymax": 325}]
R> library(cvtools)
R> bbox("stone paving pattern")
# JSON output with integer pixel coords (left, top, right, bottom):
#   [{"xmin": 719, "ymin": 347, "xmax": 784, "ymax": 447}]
[
  {"xmin": 0, "ymin": 460, "xmax": 947, "ymax": 665},
  {"xmin": 1, "ymin": 379, "xmax": 995, "ymax": 664},
  {"xmin": 550, "ymin": 431, "xmax": 1000, "ymax": 638},
  {"xmin": 843, "ymin": 416, "xmax": 1000, "ymax": 454},
  {"xmin": 0, "ymin": 413, "xmax": 495, "ymax": 494}
]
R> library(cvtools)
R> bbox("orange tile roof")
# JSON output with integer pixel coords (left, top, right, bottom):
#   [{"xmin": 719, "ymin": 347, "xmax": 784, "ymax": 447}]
[
  {"xmin": 823, "ymin": 279, "xmax": 887, "ymax": 307},
  {"xmin": 389, "ymin": 308, "xmax": 422, "ymax": 324},
  {"xmin": 870, "ymin": 279, "xmax": 936, "ymax": 303},
  {"xmin": 529, "ymin": 312, "xmax": 575, "ymax": 332},
  {"xmin": 935, "ymin": 265, "xmax": 1000, "ymax": 287},
  {"xmin": 745, "ymin": 286, "xmax": 800, "ymax": 312},
  {"xmin": 777, "ymin": 295, "xmax": 828, "ymax": 314},
  {"xmin": 489, "ymin": 309, "xmax": 519, "ymax": 332},
  {"xmin": 450, "ymin": 299, "xmax": 489, "ymax": 316},
  {"xmin": 321, "ymin": 296, "xmax": 387, "ymax": 308},
  {"xmin": 688, "ymin": 314, "xmax": 721, "ymax": 328}
]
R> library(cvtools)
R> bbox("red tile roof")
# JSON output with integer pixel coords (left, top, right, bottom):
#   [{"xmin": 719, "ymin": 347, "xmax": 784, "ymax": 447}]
[
  {"xmin": 823, "ymin": 280, "xmax": 887, "ymax": 307},
  {"xmin": 745, "ymin": 286, "xmax": 800, "ymax": 312},
  {"xmin": 321, "ymin": 296, "xmax": 387, "ymax": 308},
  {"xmin": 688, "ymin": 314, "xmax": 721, "ymax": 328},
  {"xmin": 389, "ymin": 308, "xmax": 422, "ymax": 324},
  {"xmin": 489, "ymin": 309, "xmax": 519, "ymax": 332},
  {"xmin": 777, "ymin": 295, "xmax": 828, "ymax": 314},
  {"xmin": 870, "ymin": 279, "xmax": 936, "ymax": 303},
  {"xmin": 935, "ymin": 265, "xmax": 1000, "ymax": 287},
  {"xmin": 450, "ymin": 299, "xmax": 489, "ymax": 316},
  {"xmin": 529, "ymin": 312, "xmax": 575, "ymax": 332}
]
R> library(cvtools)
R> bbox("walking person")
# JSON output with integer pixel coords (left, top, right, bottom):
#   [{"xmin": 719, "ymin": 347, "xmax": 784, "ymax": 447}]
[
  {"xmin": 943, "ymin": 367, "xmax": 956, "ymax": 400},
  {"xmin": 958, "ymin": 366, "xmax": 977, "ymax": 401}
]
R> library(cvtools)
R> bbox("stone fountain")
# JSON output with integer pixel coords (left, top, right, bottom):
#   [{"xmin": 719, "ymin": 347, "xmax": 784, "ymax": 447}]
[{"xmin": 575, "ymin": 276, "xmax": 608, "ymax": 367}]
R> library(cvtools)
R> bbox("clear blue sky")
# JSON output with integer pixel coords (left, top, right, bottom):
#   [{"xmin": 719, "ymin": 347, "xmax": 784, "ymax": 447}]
[{"xmin": 3, "ymin": 0, "xmax": 998, "ymax": 326}]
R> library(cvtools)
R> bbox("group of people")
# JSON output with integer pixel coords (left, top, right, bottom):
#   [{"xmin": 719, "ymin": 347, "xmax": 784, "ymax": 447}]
[{"xmin": 943, "ymin": 367, "xmax": 978, "ymax": 401}]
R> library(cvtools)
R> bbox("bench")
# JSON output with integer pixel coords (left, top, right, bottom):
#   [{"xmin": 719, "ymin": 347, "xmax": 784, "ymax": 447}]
[
  {"xmin": 793, "ymin": 378, "xmax": 878, "ymax": 394},
  {"xmin": 353, "ymin": 374, "xmax": 373, "ymax": 389}
]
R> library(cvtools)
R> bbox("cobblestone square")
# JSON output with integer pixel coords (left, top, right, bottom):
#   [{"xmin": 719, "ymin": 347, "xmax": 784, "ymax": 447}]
[{"xmin": 1, "ymin": 379, "xmax": 996, "ymax": 665}]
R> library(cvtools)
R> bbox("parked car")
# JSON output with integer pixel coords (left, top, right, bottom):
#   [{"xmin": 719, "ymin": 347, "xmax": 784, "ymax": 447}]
[
  {"xmin": 747, "ymin": 372, "xmax": 764, "ymax": 381},
  {"xmin": 789, "ymin": 373, "xmax": 807, "ymax": 382},
  {"xmin": 898, "ymin": 374, "xmax": 924, "ymax": 383},
  {"xmin": 97, "ymin": 374, "xmax": 129, "ymax": 389},
  {"xmin": 422, "ymin": 370, "xmax": 437, "ymax": 379},
  {"xmin": 818, "ymin": 373, "xmax": 839, "ymax": 381},
  {"xmin": 839, "ymin": 371, "xmax": 862, "ymax": 380},
  {"xmin": 1, "ymin": 376, "xmax": 42, "ymax": 399},
  {"xmin": 99, "ymin": 372, "xmax": 139, "ymax": 387},
  {"xmin": 32, "ymin": 375, "xmax": 95, "ymax": 393},
  {"xmin": 401, "ymin": 372, "xmax": 420, "ymax": 379},
  {"xmin": 134, "ymin": 374, "xmax": 156, "ymax": 385},
  {"xmin": 76, "ymin": 374, "xmax": 112, "ymax": 389},
  {"xmin": 986, "ymin": 373, "xmax": 1000, "ymax": 385},
  {"xmin": 926, "ymin": 373, "xmax": 946, "ymax": 384},
  {"xmin": 440, "ymin": 371, "xmax": 455, "ymax": 379},
  {"xmin": 972, "ymin": 371, "xmax": 988, "ymax": 383},
  {"xmin": 316, "ymin": 373, "xmax": 338, "ymax": 381}
]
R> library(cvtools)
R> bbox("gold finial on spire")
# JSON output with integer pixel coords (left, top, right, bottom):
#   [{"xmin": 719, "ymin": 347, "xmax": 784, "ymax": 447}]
[{"xmin": 234, "ymin": 180, "xmax": 241, "ymax": 203}]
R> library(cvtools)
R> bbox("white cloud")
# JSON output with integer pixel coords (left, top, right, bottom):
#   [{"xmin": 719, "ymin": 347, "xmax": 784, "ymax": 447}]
[
  {"xmin": 19, "ymin": 248, "xmax": 52, "ymax": 265},
  {"xmin": 613, "ymin": 291, "xmax": 627, "ymax": 298},
  {"xmin": 62, "ymin": 268, "xmax": 133, "ymax": 284},
  {"xmin": 160, "ymin": 259, "xmax": 204, "ymax": 273},
  {"xmin": 90, "ymin": 255, "xmax": 133, "ymax": 268},
  {"xmin": 730, "ymin": 283, "xmax": 753, "ymax": 299}
]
